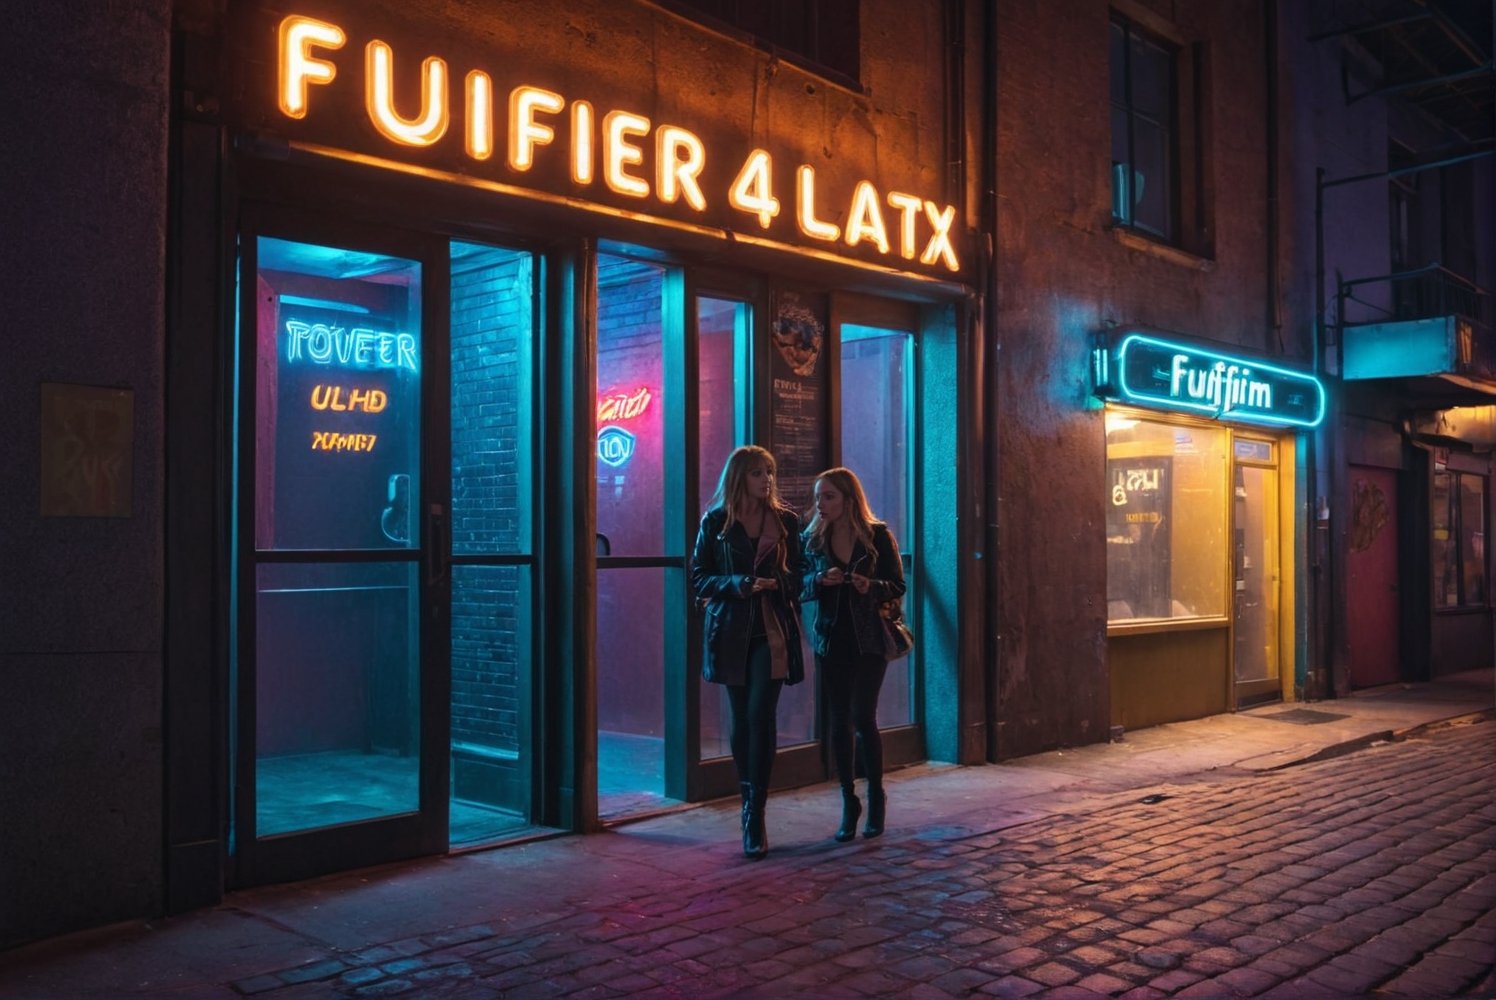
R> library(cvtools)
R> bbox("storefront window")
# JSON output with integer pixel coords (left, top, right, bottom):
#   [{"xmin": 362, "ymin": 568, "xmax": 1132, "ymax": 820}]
[
  {"xmin": 250, "ymin": 236, "xmax": 424, "ymax": 837},
  {"xmin": 1105, "ymin": 411, "xmax": 1228, "ymax": 623},
  {"xmin": 1434, "ymin": 470, "xmax": 1488, "ymax": 608}
]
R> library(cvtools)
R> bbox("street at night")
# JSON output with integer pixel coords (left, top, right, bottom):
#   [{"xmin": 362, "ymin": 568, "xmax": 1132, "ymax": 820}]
[{"xmin": 3, "ymin": 681, "xmax": 1491, "ymax": 998}]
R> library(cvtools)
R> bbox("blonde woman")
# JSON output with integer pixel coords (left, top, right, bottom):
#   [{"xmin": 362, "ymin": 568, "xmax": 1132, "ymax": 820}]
[
  {"xmin": 802, "ymin": 467, "xmax": 905, "ymax": 840},
  {"xmin": 690, "ymin": 446, "xmax": 806, "ymax": 859}
]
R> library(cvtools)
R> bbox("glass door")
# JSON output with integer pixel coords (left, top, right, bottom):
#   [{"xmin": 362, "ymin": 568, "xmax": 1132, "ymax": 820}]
[
  {"xmin": 835, "ymin": 306, "xmax": 922, "ymax": 764},
  {"xmin": 1232, "ymin": 437, "xmax": 1281, "ymax": 706},
  {"xmin": 233, "ymin": 222, "xmax": 446, "ymax": 885},
  {"xmin": 446, "ymin": 239, "xmax": 542, "ymax": 847},
  {"xmin": 594, "ymin": 252, "xmax": 688, "ymax": 819}
]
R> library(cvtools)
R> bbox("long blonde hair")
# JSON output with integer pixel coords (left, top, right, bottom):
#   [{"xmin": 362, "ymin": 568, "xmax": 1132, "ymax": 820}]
[
  {"xmin": 805, "ymin": 466, "xmax": 879, "ymax": 554},
  {"xmin": 708, "ymin": 445, "xmax": 793, "ymax": 572}
]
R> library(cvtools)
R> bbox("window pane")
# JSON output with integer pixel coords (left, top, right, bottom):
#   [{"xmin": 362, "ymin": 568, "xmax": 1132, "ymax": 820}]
[
  {"xmin": 1460, "ymin": 475, "xmax": 1487, "ymax": 606},
  {"xmin": 255, "ymin": 561, "xmax": 420, "ymax": 835},
  {"xmin": 256, "ymin": 237, "xmax": 421, "ymax": 551},
  {"xmin": 1434, "ymin": 471, "xmax": 1456, "ymax": 607},
  {"xmin": 598, "ymin": 567, "xmax": 671, "ymax": 815},
  {"xmin": 1129, "ymin": 33, "xmax": 1172, "ymax": 119},
  {"xmin": 596, "ymin": 256, "xmax": 666, "ymax": 556},
  {"xmin": 1111, "ymin": 105, "xmax": 1133, "ymax": 222},
  {"xmin": 697, "ymin": 296, "xmax": 748, "ymax": 759},
  {"xmin": 451, "ymin": 242, "xmax": 534, "ymax": 556},
  {"xmin": 841, "ymin": 324, "xmax": 913, "ymax": 727},
  {"xmin": 1109, "ymin": 22, "xmax": 1127, "ymax": 103},
  {"xmin": 840, "ymin": 325, "xmax": 911, "ymax": 542},
  {"xmin": 1106, "ymin": 414, "xmax": 1228, "ymax": 621},
  {"xmin": 450, "ymin": 564, "xmax": 532, "ymax": 843},
  {"xmin": 1131, "ymin": 118, "xmax": 1172, "ymax": 238},
  {"xmin": 698, "ymin": 297, "xmax": 747, "ymax": 509}
]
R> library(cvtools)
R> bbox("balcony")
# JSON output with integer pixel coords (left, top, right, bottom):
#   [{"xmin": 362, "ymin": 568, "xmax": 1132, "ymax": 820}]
[{"xmin": 1339, "ymin": 264, "xmax": 1496, "ymax": 407}]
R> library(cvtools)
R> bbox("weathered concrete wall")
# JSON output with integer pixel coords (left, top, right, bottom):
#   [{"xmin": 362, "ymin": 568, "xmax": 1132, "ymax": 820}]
[
  {"xmin": 992, "ymin": 0, "xmax": 1282, "ymax": 758},
  {"xmin": 0, "ymin": 2, "xmax": 171, "ymax": 947}
]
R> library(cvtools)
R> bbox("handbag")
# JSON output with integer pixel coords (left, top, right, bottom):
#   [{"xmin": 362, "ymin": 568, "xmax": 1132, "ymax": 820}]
[{"xmin": 878, "ymin": 598, "xmax": 914, "ymax": 661}]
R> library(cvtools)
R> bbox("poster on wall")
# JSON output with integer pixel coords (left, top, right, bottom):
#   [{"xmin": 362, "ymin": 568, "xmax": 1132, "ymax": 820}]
[
  {"xmin": 271, "ymin": 299, "xmax": 417, "ymax": 550},
  {"xmin": 769, "ymin": 290, "xmax": 829, "ymax": 516}
]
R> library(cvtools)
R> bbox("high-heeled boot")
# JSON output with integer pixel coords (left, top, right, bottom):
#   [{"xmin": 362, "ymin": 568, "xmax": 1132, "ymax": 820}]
[
  {"xmin": 863, "ymin": 785, "xmax": 886, "ymax": 839},
  {"xmin": 835, "ymin": 786, "xmax": 862, "ymax": 842},
  {"xmin": 738, "ymin": 781, "xmax": 753, "ymax": 848},
  {"xmin": 743, "ymin": 785, "xmax": 768, "ymax": 859}
]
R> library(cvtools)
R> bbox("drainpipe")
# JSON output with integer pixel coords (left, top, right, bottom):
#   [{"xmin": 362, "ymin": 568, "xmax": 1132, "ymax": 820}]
[{"xmin": 979, "ymin": 0, "xmax": 999, "ymax": 760}]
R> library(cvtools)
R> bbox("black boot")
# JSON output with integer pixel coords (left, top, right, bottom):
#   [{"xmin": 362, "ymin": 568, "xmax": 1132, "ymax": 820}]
[
  {"xmin": 863, "ymin": 786, "xmax": 885, "ymax": 839},
  {"xmin": 738, "ymin": 782, "xmax": 753, "ymax": 849},
  {"xmin": 743, "ymin": 785, "xmax": 768, "ymax": 860},
  {"xmin": 835, "ymin": 787, "xmax": 861, "ymax": 842}
]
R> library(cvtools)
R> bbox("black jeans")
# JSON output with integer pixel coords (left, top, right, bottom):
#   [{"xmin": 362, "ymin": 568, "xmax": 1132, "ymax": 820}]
[
  {"xmin": 820, "ymin": 645, "xmax": 888, "ymax": 792},
  {"xmin": 726, "ymin": 636, "xmax": 783, "ymax": 791}
]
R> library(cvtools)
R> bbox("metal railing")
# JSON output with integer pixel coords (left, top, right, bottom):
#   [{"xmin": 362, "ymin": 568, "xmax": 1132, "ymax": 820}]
[{"xmin": 1337, "ymin": 262, "xmax": 1493, "ymax": 331}]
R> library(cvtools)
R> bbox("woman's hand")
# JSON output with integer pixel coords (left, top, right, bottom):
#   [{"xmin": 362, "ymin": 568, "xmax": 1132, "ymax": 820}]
[
  {"xmin": 849, "ymin": 572, "xmax": 871, "ymax": 594},
  {"xmin": 820, "ymin": 567, "xmax": 845, "ymax": 586},
  {"xmin": 751, "ymin": 577, "xmax": 779, "ymax": 593}
]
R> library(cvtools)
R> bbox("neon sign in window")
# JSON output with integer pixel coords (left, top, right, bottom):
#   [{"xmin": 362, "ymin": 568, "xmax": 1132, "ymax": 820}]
[{"xmin": 284, "ymin": 319, "xmax": 419, "ymax": 372}]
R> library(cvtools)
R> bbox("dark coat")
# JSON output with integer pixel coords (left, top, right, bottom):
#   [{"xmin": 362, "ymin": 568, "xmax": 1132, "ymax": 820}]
[
  {"xmin": 691, "ymin": 506, "xmax": 806, "ymax": 686},
  {"xmin": 801, "ymin": 522, "xmax": 906, "ymax": 658}
]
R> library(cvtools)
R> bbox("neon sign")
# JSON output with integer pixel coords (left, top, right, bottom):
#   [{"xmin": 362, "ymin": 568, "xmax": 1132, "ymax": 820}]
[
  {"xmin": 274, "ymin": 14, "xmax": 960, "ymax": 272},
  {"xmin": 285, "ymin": 319, "xmax": 419, "ymax": 372},
  {"xmin": 311, "ymin": 384, "xmax": 388, "ymax": 412},
  {"xmin": 1095, "ymin": 333, "xmax": 1325, "ymax": 429},
  {"xmin": 597, "ymin": 426, "xmax": 636, "ymax": 468},
  {"xmin": 596, "ymin": 386, "xmax": 653, "ymax": 422}
]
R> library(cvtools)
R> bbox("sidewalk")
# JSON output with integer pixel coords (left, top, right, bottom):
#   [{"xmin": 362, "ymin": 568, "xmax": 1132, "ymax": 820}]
[{"xmin": 1, "ymin": 668, "xmax": 1491, "ymax": 999}]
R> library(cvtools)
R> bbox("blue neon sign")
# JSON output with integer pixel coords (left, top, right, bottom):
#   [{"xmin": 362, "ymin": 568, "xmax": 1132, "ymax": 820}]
[
  {"xmin": 597, "ymin": 425, "xmax": 636, "ymax": 468},
  {"xmin": 1098, "ymin": 333, "xmax": 1325, "ymax": 429}
]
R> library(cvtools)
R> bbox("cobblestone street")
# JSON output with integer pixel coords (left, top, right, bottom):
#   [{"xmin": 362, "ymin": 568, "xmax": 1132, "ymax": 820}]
[
  {"xmin": 4, "ymin": 713, "xmax": 1492, "ymax": 999},
  {"xmin": 176, "ymin": 721, "xmax": 1496, "ymax": 997}
]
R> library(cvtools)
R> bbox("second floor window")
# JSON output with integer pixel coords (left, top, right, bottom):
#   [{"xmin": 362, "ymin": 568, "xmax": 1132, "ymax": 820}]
[
  {"xmin": 1110, "ymin": 16, "xmax": 1176, "ymax": 240},
  {"xmin": 662, "ymin": 0, "xmax": 860, "ymax": 84}
]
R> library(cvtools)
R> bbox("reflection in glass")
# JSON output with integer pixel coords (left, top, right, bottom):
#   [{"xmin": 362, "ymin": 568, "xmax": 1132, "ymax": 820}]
[
  {"xmin": 1105, "ymin": 412, "xmax": 1228, "ymax": 622},
  {"xmin": 841, "ymin": 324, "xmax": 914, "ymax": 727},
  {"xmin": 255, "ymin": 562, "xmax": 420, "ymax": 836},
  {"xmin": 255, "ymin": 237, "xmax": 421, "ymax": 552}
]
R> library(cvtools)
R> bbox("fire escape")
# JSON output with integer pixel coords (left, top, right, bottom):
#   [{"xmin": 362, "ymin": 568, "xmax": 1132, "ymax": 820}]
[{"xmin": 1312, "ymin": 0, "xmax": 1495, "ymax": 411}]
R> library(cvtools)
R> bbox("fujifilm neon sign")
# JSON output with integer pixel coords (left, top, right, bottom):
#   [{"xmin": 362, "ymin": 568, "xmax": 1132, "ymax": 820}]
[
  {"xmin": 1104, "ymin": 333, "xmax": 1325, "ymax": 428},
  {"xmin": 1169, "ymin": 354, "xmax": 1272, "ymax": 413}
]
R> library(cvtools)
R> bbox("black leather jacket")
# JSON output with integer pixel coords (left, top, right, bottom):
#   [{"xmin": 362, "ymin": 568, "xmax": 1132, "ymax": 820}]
[
  {"xmin": 691, "ymin": 506, "xmax": 806, "ymax": 686},
  {"xmin": 801, "ymin": 523, "xmax": 906, "ymax": 658}
]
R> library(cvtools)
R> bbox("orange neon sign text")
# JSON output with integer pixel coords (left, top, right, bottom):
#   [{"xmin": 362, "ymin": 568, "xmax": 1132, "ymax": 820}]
[
  {"xmin": 275, "ymin": 14, "xmax": 960, "ymax": 271},
  {"xmin": 597, "ymin": 386, "xmax": 653, "ymax": 422}
]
